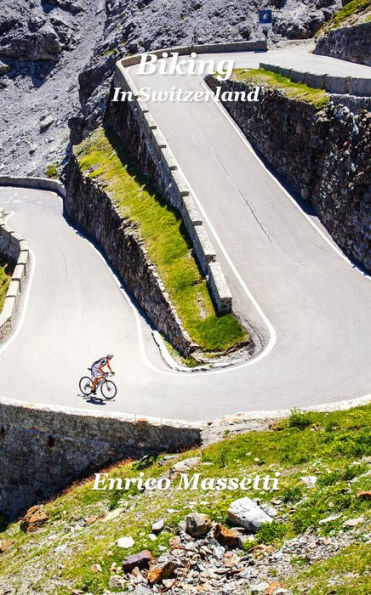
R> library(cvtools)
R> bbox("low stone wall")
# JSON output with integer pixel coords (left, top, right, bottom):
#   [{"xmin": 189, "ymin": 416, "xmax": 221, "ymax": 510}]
[
  {"xmin": 315, "ymin": 22, "xmax": 371, "ymax": 67},
  {"xmin": 259, "ymin": 61, "xmax": 371, "ymax": 96},
  {"xmin": 0, "ymin": 397, "xmax": 201, "ymax": 521},
  {"xmin": 0, "ymin": 209, "xmax": 30, "ymax": 341},
  {"xmin": 120, "ymin": 40, "xmax": 267, "ymax": 67},
  {"xmin": 65, "ymin": 157, "xmax": 195, "ymax": 356},
  {"xmin": 106, "ymin": 62, "xmax": 232, "ymax": 314},
  {"xmin": 206, "ymin": 76, "xmax": 370, "ymax": 272},
  {"xmin": 0, "ymin": 175, "xmax": 66, "ymax": 198}
]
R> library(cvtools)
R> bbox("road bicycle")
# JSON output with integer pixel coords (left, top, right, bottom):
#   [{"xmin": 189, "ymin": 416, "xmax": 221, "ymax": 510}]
[{"xmin": 79, "ymin": 370, "xmax": 117, "ymax": 400}]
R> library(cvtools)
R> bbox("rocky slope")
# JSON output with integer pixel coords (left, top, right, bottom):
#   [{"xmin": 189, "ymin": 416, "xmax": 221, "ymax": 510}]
[
  {"xmin": 0, "ymin": 405, "xmax": 369, "ymax": 593},
  {"xmin": 0, "ymin": 0, "xmax": 106, "ymax": 177},
  {"xmin": 0, "ymin": 0, "xmax": 341, "ymax": 175}
]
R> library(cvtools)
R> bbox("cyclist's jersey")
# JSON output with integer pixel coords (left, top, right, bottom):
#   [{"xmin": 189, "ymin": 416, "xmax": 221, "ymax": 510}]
[{"xmin": 92, "ymin": 357, "xmax": 108, "ymax": 369}]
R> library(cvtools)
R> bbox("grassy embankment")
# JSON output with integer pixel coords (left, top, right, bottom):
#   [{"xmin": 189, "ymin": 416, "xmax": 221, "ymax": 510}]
[
  {"xmin": 0, "ymin": 405, "xmax": 370, "ymax": 593},
  {"xmin": 0, "ymin": 263, "xmax": 11, "ymax": 311},
  {"xmin": 232, "ymin": 68, "xmax": 330, "ymax": 109},
  {"xmin": 317, "ymin": 0, "xmax": 371, "ymax": 35},
  {"xmin": 74, "ymin": 128, "xmax": 246, "ymax": 355}
]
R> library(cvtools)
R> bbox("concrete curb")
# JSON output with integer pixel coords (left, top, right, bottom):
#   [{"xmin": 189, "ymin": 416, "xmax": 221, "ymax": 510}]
[{"xmin": 259, "ymin": 61, "xmax": 371, "ymax": 97}]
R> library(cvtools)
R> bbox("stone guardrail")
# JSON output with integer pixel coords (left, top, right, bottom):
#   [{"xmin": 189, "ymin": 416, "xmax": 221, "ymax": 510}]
[
  {"xmin": 114, "ymin": 42, "xmax": 268, "ymax": 314},
  {"xmin": 0, "ymin": 395, "xmax": 202, "ymax": 520},
  {"xmin": 121, "ymin": 40, "xmax": 267, "ymax": 67},
  {"xmin": 0, "ymin": 209, "xmax": 30, "ymax": 341},
  {"xmin": 259, "ymin": 61, "xmax": 371, "ymax": 97},
  {"xmin": 0, "ymin": 175, "xmax": 66, "ymax": 197},
  {"xmin": 0, "ymin": 177, "xmax": 65, "ymax": 341}
]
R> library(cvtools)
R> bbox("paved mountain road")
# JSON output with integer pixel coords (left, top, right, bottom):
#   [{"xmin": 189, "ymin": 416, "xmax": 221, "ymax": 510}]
[{"xmin": 0, "ymin": 49, "xmax": 370, "ymax": 421}]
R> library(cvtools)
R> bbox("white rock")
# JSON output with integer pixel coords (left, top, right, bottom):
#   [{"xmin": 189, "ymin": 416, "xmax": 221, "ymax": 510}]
[
  {"xmin": 171, "ymin": 456, "xmax": 200, "ymax": 474},
  {"xmin": 343, "ymin": 516, "xmax": 364, "ymax": 528},
  {"xmin": 250, "ymin": 582, "xmax": 269, "ymax": 594},
  {"xmin": 39, "ymin": 115, "xmax": 54, "ymax": 132},
  {"xmin": 300, "ymin": 475, "xmax": 317, "ymax": 488},
  {"xmin": 319, "ymin": 514, "xmax": 342, "ymax": 525},
  {"xmin": 151, "ymin": 519, "xmax": 164, "ymax": 533},
  {"xmin": 103, "ymin": 508, "xmax": 124, "ymax": 522},
  {"xmin": 228, "ymin": 497, "xmax": 273, "ymax": 532},
  {"xmin": 116, "ymin": 536, "xmax": 135, "ymax": 548}
]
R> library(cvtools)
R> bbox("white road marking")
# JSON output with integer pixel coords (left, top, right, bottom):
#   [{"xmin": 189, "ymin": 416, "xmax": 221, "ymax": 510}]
[{"xmin": 172, "ymin": 162, "xmax": 278, "ymax": 375}]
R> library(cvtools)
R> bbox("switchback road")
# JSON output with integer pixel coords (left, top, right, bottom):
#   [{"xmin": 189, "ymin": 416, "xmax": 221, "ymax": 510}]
[{"xmin": 0, "ymin": 47, "xmax": 370, "ymax": 421}]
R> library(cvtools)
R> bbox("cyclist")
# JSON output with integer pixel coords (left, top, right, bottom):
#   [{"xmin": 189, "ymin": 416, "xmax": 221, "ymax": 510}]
[{"xmin": 91, "ymin": 354, "xmax": 115, "ymax": 394}]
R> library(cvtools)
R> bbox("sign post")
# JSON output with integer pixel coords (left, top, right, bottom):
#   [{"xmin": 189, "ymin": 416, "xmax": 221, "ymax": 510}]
[{"xmin": 258, "ymin": 9, "xmax": 273, "ymax": 41}]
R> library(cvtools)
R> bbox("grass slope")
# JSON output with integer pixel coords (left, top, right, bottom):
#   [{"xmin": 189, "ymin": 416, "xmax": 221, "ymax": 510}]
[
  {"xmin": 317, "ymin": 0, "xmax": 371, "ymax": 35},
  {"xmin": 74, "ymin": 128, "xmax": 247, "ymax": 353},
  {"xmin": 0, "ymin": 405, "xmax": 370, "ymax": 593},
  {"xmin": 232, "ymin": 68, "xmax": 330, "ymax": 109},
  {"xmin": 0, "ymin": 263, "xmax": 11, "ymax": 311}
]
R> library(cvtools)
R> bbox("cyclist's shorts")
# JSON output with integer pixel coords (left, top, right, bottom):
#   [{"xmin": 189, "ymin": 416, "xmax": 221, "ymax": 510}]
[{"xmin": 91, "ymin": 366, "xmax": 101, "ymax": 378}]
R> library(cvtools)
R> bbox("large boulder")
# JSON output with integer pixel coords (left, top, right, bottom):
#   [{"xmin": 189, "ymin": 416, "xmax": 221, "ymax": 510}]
[
  {"xmin": 228, "ymin": 497, "xmax": 273, "ymax": 532},
  {"xmin": 20, "ymin": 505, "xmax": 49, "ymax": 533},
  {"xmin": 0, "ymin": 26, "xmax": 62, "ymax": 61},
  {"xmin": 48, "ymin": 0, "xmax": 84, "ymax": 14},
  {"xmin": 185, "ymin": 512, "xmax": 212, "ymax": 537}
]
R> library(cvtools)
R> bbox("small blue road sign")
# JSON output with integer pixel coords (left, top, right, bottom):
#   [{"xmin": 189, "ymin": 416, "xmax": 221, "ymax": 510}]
[{"xmin": 258, "ymin": 9, "xmax": 273, "ymax": 25}]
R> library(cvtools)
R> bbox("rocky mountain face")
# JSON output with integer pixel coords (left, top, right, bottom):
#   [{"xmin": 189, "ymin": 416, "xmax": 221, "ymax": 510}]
[
  {"xmin": 0, "ymin": 0, "xmax": 106, "ymax": 177},
  {"xmin": 0, "ymin": 0, "xmax": 341, "ymax": 175}
]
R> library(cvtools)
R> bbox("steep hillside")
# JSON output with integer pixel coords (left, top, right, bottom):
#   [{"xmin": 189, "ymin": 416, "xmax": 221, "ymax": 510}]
[{"xmin": 0, "ymin": 0, "xmax": 341, "ymax": 176}]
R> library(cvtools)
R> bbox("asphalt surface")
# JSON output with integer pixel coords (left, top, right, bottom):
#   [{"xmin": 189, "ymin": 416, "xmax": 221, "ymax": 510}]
[{"xmin": 0, "ymin": 49, "xmax": 370, "ymax": 421}]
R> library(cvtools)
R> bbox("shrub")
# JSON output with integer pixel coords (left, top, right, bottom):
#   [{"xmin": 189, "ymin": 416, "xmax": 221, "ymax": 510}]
[{"xmin": 288, "ymin": 409, "xmax": 314, "ymax": 430}]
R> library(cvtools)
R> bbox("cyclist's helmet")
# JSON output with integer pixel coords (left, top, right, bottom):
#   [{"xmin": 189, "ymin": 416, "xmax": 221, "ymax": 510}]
[{"xmin": 107, "ymin": 354, "xmax": 114, "ymax": 359}]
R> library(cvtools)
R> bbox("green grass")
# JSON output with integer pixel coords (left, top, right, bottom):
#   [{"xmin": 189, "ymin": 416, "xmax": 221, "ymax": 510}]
[
  {"xmin": 0, "ymin": 405, "xmax": 370, "ymax": 593},
  {"xmin": 287, "ymin": 543, "xmax": 371, "ymax": 594},
  {"xmin": 232, "ymin": 68, "xmax": 330, "ymax": 109},
  {"xmin": 45, "ymin": 162, "xmax": 59, "ymax": 179},
  {"xmin": 317, "ymin": 0, "xmax": 371, "ymax": 35},
  {"xmin": 74, "ymin": 128, "xmax": 247, "ymax": 352},
  {"xmin": 0, "ymin": 263, "xmax": 11, "ymax": 311}
]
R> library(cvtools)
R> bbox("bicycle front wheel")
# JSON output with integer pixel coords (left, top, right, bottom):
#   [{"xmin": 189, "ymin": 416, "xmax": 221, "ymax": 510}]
[
  {"xmin": 79, "ymin": 376, "xmax": 93, "ymax": 396},
  {"xmin": 101, "ymin": 379, "xmax": 117, "ymax": 400}
]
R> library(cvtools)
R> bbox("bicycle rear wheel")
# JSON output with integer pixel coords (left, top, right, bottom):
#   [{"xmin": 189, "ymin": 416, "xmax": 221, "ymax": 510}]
[
  {"xmin": 101, "ymin": 379, "xmax": 117, "ymax": 400},
  {"xmin": 79, "ymin": 376, "xmax": 93, "ymax": 396}
]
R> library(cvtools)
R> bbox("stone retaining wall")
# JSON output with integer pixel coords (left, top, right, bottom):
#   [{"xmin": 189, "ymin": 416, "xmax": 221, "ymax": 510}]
[
  {"xmin": 106, "ymin": 62, "xmax": 233, "ymax": 314},
  {"xmin": 315, "ymin": 22, "xmax": 371, "ymax": 67},
  {"xmin": 0, "ymin": 208, "xmax": 30, "ymax": 341},
  {"xmin": 0, "ymin": 397, "xmax": 201, "ymax": 521},
  {"xmin": 206, "ymin": 76, "xmax": 370, "ymax": 272},
  {"xmin": 259, "ymin": 61, "xmax": 371, "ymax": 96},
  {"xmin": 65, "ymin": 157, "xmax": 195, "ymax": 356}
]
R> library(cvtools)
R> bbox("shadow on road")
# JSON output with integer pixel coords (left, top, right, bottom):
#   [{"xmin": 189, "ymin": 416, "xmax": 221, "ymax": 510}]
[{"xmin": 77, "ymin": 393, "xmax": 118, "ymax": 406}]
